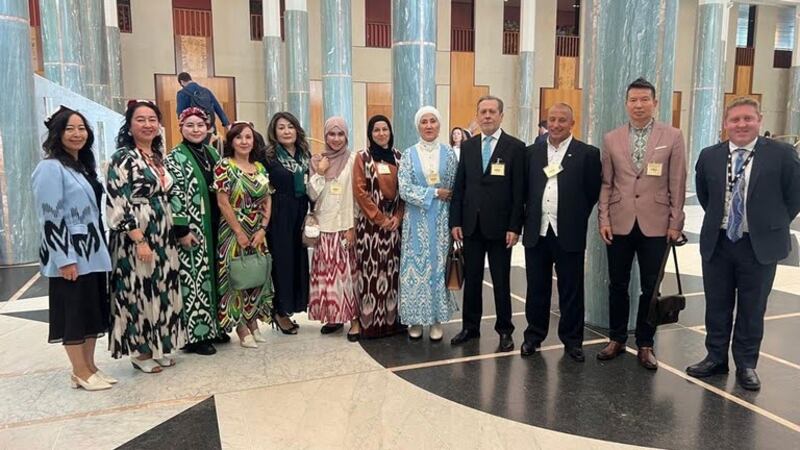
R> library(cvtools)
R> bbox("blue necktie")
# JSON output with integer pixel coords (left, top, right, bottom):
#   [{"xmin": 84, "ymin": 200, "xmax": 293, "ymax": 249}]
[
  {"xmin": 726, "ymin": 149, "xmax": 746, "ymax": 242},
  {"xmin": 482, "ymin": 136, "xmax": 493, "ymax": 171}
]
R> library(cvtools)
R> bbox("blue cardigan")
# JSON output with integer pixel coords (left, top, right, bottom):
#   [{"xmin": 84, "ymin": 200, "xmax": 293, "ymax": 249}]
[{"xmin": 31, "ymin": 159, "xmax": 112, "ymax": 277}]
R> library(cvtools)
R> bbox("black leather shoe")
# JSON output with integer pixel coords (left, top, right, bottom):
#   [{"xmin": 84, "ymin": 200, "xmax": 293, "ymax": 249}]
[
  {"xmin": 499, "ymin": 333, "xmax": 514, "ymax": 352},
  {"xmin": 736, "ymin": 368, "xmax": 761, "ymax": 391},
  {"xmin": 321, "ymin": 323, "xmax": 344, "ymax": 334},
  {"xmin": 214, "ymin": 333, "xmax": 231, "ymax": 344},
  {"xmin": 520, "ymin": 341, "xmax": 540, "ymax": 357},
  {"xmin": 450, "ymin": 329, "xmax": 480, "ymax": 345},
  {"xmin": 686, "ymin": 358, "xmax": 729, "ymax": 378},
  {"xmin": 565, "ymin": 346, "xmax": 585, "ymax": 362},
  {"xmin": 195, "ymin": 342, "xmax": 217, "ymax": 355}
]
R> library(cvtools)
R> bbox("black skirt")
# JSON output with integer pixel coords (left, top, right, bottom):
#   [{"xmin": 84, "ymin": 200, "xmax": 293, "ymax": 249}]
[{"xmin": 48, "ymin": 272, "xmax": 110, "ymax": 345}]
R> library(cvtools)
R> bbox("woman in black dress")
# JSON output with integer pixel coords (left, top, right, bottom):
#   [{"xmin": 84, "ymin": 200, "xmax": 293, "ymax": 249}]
[
  {"xmin": 31, "ymin": 106, "xmax": 115, "ymax": 391},
  {"xmin": 263, "ymin": 112, "xmax": 311, "ymax": 334}
]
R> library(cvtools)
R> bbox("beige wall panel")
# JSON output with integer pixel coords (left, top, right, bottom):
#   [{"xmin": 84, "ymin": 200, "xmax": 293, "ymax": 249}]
[
  {"xmin": 751, "ymin": 5, "xmax": 789, "ymax": 135},
  {"xmin": 724, "ymin": 3, "xmax": 737, "ymax": 93},
  {"xmin": 436, "ymin": 51, "xmax": 451, "ymax": 86},
  {"xmin": 437, "ymin": 85, "xmax": 451, "ymax": 140},
  {"xmin": 120, "ymin": 0, "xmax": 176, "ymax": 100},
  {"xmin": 352, "ymin": 0, "xmax": 365, "ymax": 47},
  {"xmin": 438, "ymin": 0, "xmax": 451, "ymax": 51},
  {"xmin": 352, "ymin": 47, "xmax": 392, "ymax": 82}
]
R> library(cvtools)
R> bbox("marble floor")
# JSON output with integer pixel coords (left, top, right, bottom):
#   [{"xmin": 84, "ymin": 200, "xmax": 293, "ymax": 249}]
[{"xmin": 0, "ymin": 195, "xmax": 798, "ymax": 449}]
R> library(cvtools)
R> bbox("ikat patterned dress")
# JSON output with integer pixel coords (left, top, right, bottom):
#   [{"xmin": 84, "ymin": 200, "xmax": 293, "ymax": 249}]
[
  {"xmin": 106, "ymin": 147, "xmax": 185, "ymax": 359},
  {"xmin": 397, "ymin": 143, "xmax": 458, "ymax": 325},
  {"xmin": 214, "ymin": 159, "xmax": 274, "ymax": 331},
  {"xmin": 166, "ymin": 143, "xmax": 221, "ymax": 344}
]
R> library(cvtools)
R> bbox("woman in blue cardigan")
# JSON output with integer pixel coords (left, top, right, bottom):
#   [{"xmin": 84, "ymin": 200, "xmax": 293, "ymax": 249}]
[{"xmin": 32, "ymin": 106, "xmax": 115, "ymax": 391}]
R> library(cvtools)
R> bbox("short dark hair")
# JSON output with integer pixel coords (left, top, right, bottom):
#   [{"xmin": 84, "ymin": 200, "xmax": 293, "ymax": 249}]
[
  {"xmin": 178, "ymin": 72, "xmax": 192, "ymax": 83},
  {"xmin": 626, "ymin": 77, "xmax": 656, "ymax": 99},
  {"xmin": 224, "ymin": 122, "xmax": 264, "ymax": 163}
]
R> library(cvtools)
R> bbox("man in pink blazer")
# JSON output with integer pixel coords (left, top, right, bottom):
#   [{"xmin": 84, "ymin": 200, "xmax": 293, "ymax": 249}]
[{"xmin": 596, "ymin": 78, "xmax": 686, "ymax": 370}]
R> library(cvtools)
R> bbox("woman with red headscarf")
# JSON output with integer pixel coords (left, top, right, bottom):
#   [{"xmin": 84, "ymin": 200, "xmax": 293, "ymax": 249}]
[
  {"xmin": 307, "ymin": 117, "xmax": 360, "ymax": 340},
  {"xmin": 166, "ymin": 107, "xmax": 225, "ymax": 356}
]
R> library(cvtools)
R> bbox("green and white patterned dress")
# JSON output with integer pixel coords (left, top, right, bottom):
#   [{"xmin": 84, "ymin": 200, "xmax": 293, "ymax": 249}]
[
  {"xmin": 106, "ymin": 146, "xmax": 185, "ymax": 359},
  {"xmin": 166, "ymin": 142, "xmax": 221, "ymax": 344}
]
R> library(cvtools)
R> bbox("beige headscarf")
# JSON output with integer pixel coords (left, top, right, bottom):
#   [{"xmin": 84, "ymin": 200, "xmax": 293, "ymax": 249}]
[{"xmin": 311, "ymin": 116, "xmax": 350, "ymax": 180}]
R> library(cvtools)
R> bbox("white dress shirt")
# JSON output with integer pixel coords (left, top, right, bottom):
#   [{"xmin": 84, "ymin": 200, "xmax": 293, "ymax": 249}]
[
  {"xmin": 307, "ymin": 152, "xmax": 357, "ymax": 233},
  {"xmin": 540, "ymin": 135, "xmax": 572, "ymax": 236},
  {"xmin": 721, "ymin": 138, "xmax": 756, "ymax": 233}
]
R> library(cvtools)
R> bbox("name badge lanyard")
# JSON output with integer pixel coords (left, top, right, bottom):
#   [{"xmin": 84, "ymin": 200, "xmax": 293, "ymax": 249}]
[{"xmin": 726, "ymin": 151, "xmax": 755, "ymax": 192}]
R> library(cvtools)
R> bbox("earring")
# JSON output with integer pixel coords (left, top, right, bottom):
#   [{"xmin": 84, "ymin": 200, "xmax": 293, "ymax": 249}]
[{"xmin": 127, "ymin": 130, "xmax": 132, "ymax": 136}]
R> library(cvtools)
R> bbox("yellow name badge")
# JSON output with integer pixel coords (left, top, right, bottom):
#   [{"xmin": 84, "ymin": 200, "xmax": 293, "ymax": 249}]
[
  {"xmin": 377, "ymin": 163, "xmax": 391, "ymax": 175},
  {"xmin": 427, "ymin": 172, "xmax": 440, "ymax": 185},
  {"xmin": 543, "ymin": 163, "xmax": 563, "ymax": 178},
  {"xmin": 490, "ymin": 162, "xmax": 506, "ymax": 176},
  {"xmin": 329, "ymin": 181, "xmax": 343, "ymax": 195},
  {"xmin": 646, "ymin": 162, "xmax": 663, "ymax": 177}
]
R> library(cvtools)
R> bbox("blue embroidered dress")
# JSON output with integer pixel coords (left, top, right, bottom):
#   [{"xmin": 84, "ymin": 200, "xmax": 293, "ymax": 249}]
[{"xmin": 397, "ymin": 143, "xmax": 458, "ymax": 325}]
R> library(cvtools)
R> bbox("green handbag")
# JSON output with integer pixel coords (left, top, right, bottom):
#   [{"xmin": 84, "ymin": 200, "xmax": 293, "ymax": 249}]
[{"xmin": 229, "ymin": 250, "xmax": 271, "ymax": 290}]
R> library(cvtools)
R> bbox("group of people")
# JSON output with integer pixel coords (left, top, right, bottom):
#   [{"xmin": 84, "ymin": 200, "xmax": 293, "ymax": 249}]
[{"xmin": 31, "ymin": 77, "xmax": 799, "ymax": 394}]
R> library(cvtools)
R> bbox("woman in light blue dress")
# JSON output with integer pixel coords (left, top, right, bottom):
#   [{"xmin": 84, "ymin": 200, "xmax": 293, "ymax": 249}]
[{"xmin": 398, "ymin": 106, "xmax": 458, "ymax": 341}]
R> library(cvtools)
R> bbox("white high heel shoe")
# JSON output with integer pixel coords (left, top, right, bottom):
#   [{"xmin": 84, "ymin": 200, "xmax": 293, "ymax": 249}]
[
  {"xmin": 408, "ymin": 325, "xmax": 423, "ymax": 339},
  {"xmin": 251, "ymin": 328, "xmax": 267, "ymax": 343},
  {"xmin": 70, "ymin": 373, "xmax": 112, "ymax": 391},
  {"xmin": 429, "ymin": 323, "xmax": 443, "ymax": 341},
  {"xmin": 94, "ymin": 369, "xmax": 118, "ymax": 384},
  {"xmin": 240, "ymin": 334, "xmax": 258, "ymax": 348}
]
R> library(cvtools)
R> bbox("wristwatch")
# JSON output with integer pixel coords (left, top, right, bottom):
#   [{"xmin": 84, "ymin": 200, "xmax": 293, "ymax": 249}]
[
  {"xmin": 261, "ymin": 224, "xmax": 269, "ymax": 232},
  {"xmin": 133, "ymin": 236, "xmax": 147, "ymax": 245}
]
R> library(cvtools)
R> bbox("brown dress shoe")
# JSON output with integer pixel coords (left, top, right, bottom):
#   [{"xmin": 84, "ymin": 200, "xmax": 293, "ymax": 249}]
[
  {"xmin": 637, "ymin": 347, "xmax": 658, "ymax": 370},
  {"xmin": 596, "ymin": 341, "xmax": 626, "ymax": 360}
]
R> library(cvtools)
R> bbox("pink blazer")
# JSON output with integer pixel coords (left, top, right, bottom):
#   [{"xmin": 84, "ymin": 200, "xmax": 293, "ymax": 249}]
[{"xmin": 598, "ymin": 121, "xmax": 686, "ymax": 237}]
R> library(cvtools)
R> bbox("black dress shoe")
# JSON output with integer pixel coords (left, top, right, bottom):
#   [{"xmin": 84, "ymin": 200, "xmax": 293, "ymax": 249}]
[
  {"xmin": 321, "ymin": 324, "xmax": 344, "ymax": 334},
  {"xmin": 214, "ymin": 333, "xmax": 231, "ymax": 344},
  {"xmin": 498, "ymin": 333, "xmax": 514, "ymax": 352},
  {"xmin": 347, "ymin": 332, "xmax": 360, "ymax": 342},
  {"xmin": 194, "ymin": 342, "xmax": 217, "ymax": 356},
  {"xmin": 736, "ymin": 368, "xmax": 761, "ymax": 391},
  {"xmin": 450, "ymin": 329, "xmax": 480, "ymax": 345},
  {"xmin": 565, "ymin": 346, "xmax": 585, "ymax": 362},
  {"xmin": 686, "ymin": 358, "xmax": 729, "ymax": 378},
  {"xmin": 520, "ymin": 341, "xmax": 540, "ymax": 357}
]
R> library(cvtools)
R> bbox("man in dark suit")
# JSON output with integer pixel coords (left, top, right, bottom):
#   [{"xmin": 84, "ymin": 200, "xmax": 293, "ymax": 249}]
[
  {"xmin": 688, "ymin": 97, "xmax": 800, "ymax": 390},
  {"xmin": 450, "ymin": 95, "xmax": 526, "ymax": 352},
  {"xmin": 520, "ymin": 103, "xmax": 601, "ymax": 362}
]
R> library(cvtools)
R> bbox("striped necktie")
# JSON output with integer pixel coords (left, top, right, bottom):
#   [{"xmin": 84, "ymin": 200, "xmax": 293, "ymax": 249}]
[{"xmin": 726, "ymin": 149, "xmax": 747, "ymax": 242}]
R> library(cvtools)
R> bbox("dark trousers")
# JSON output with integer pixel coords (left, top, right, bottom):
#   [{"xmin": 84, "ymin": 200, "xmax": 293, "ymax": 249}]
[
  {"xmin": 523, "ymin": 227, "xmax": 585, "ymax": 348},
  {"xmin": 462, "ymin": 223, "xmax": 514, "ymax": 334},
  {"xmin": 607, "ymin": 221, "xmax": 668, "ymax": 347},
  {"xmin": 702, "ymin": 232, "xmax": 776, "ymax": 369}
]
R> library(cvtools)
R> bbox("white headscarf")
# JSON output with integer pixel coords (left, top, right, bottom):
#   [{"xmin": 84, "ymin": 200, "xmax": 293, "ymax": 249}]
[{"xmin": 414, "ymin": 106, "xmax": 442, "ymax": 148}]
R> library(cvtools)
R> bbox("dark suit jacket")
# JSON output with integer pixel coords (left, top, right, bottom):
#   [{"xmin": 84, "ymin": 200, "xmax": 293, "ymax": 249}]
[
  {"xmin": 696, "ymin": 137, "xmax": 800, "ymax": 265},
  {"xmin": 450, "ymin": 130, "xmax": 526, "ymax": 240},
  {"xmin": 523, "ymin": 138, "xmax": 602, "ymax": 252}
]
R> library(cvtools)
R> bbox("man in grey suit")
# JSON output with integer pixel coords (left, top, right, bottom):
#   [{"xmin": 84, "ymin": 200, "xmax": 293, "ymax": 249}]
[{"xmin": 688, "ymin": 97, "xmax": 800, "ymax": 390}]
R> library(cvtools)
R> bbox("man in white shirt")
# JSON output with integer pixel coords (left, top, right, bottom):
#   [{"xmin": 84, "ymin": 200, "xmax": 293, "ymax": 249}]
[{"xmin": 520, "ymin": 103, "xmax": 601, "ymax": 361}]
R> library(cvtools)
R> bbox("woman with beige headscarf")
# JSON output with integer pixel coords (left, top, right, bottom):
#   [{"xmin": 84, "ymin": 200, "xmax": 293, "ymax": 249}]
[{"xmin": 307, "ymin": 117, "xmax": 360, "ymax": 341}]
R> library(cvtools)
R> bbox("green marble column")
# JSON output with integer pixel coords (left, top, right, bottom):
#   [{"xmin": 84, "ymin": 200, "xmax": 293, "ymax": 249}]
[
  {"xmin": 39, "ymin": 0, "xmax": 85, "ymax": 95},
  {"xmin": 517, "ymin": 0, "xmax": 536, "ymax": 145},
  {"xmin": 80, "ymin": 0, "xmax": 111, "ymax": 106},
  {"xmin": 688, "ymin": 0, "xmax": 730, "ymax": 189},
  {"xmin": 581, "ymin": 0, "xmax": 679, "ymax": 329},
  {"xmin": 392, "ymin": 0, "xmax": 437, "ymax": 151},
  {"xmin": 263, "ymin": 0, "xmax": 285, "ymax": 120},
  {"xmin": 285, "ymin": 0, "xmax": 310, "ymax": 130},
  {"xmin": 0, "ymin": 0, "xmax": 40, "ymax": 264},
  {"xmin": 321, "ymin": 0, "xmax": 353, "ymax": 127},
  {"xmin": 104, "ymin": 0, "xmax": 125, "ymax": 112}
]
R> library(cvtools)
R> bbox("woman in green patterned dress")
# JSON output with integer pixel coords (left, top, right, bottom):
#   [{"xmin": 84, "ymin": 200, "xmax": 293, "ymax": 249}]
[
  {"xmin": 107, "ymin": 100, "xmax": 184, "ymax": 373},
  {"xmin": 215, "ymin": 122, "xmax": 274, "ymax": 349},
  {"xmin": 166, "ymin": 107, "xmax": 223, "ymax": 356}
]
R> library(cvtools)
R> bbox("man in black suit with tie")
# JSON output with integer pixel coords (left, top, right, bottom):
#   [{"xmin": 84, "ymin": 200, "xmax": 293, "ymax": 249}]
[
  {"xmin": 450, "ymin": 95, "xmax": 526, "ymax": 352},
  {"xmin": 520, "ymin": 103, "xmax": 601, "ymax": 361},
  {"xmin": 688, "ymin": 97, "xmax": 800, "ymax": 390}
]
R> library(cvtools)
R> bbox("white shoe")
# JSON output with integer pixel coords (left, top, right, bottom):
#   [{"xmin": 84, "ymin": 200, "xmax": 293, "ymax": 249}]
[
  {"xmin": 408, "ymin": 325, "xmax": 423, "ymax": 339},
  {"xmin": 429, "ymin": 324, "xmax": 443, "ymax": 341},
  {"xmin": 240, "ymin": 334, "xmax": 258, "ymax": 348},
  {"xmin": 154, "ymin": 357, "xmax": 175, "ymax": 367},
  {"xmin": 94, "ymin": 369, "xmax": 118, "ymax": 384},
  {"xmin": 251, "ymin": 328, "xmax": 267, "ymax": 343},
  {"xmin": 71, "ymin": 373, "xmax": 112, "ymax": 391}
]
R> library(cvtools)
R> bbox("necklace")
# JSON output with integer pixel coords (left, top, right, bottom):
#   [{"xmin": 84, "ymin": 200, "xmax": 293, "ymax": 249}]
[{"xmin": 138, "ymin": 147, "xmax": 167, "ymax": 189}]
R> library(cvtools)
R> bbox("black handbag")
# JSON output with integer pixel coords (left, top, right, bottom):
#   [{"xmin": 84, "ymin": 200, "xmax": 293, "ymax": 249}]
[
  {"xmin": 646, "ymin": 235, "xmax": 688, "ymax": 327},
  {"xmin": 446, "ymin": 241, "xmax": 465, "ymax": 291}
]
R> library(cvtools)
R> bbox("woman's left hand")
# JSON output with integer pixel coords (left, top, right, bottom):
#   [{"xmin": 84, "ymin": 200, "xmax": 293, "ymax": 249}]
[
  {"xmin": 344, "ymin": 228, "xmax": 355, "ymax": 246},
  {"xmin": 250, "ymin": 229, "xmax": 267, "ymax": 249}
]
